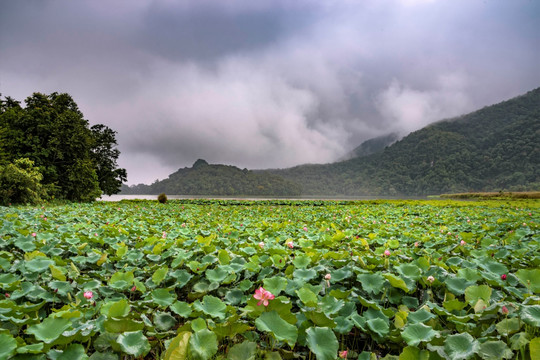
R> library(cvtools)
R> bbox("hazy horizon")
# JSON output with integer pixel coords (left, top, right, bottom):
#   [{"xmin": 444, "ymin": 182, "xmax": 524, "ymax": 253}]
[{"xmin": 1, "ymin": 0, "xmax": 539, "ymax": 185}]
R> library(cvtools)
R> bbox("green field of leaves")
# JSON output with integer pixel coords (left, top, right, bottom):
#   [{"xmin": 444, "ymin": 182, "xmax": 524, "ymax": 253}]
[{"xmin": 0, "ymin": 199, "xmax": 539, "ymax": 360}]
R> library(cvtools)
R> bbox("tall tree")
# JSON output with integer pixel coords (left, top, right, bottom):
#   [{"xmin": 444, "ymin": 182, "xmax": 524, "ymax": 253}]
[
  {"xmin": 0, "ymin": 92, "xmax": 127, "ymax": 201},
  {"xmin": 90, "ymin": 124, "xmax": 127, "ymax": 196}
]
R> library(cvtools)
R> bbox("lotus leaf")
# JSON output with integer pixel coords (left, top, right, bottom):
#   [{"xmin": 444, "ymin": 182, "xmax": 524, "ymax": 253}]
[
  {"xmin": 116, "ymin": 331, "xmax": 150, "ymax": 357},
  {"xmin": 401, "ymin": 323, "xmax": 439, "ymax": 347},
  {"xmin": 188, "ymin": 329, "xmax": 218, "ymax": 360},
  {"xmin": 255, "ymin": 310, "xmax": 298, "ymax": 347},
  {"xmin": 305, "ymin": 327, "xmax": 338, "ymax": 360}
]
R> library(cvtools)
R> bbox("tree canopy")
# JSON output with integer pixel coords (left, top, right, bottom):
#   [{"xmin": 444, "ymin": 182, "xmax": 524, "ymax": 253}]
[{"xmin": 0, "ymin": 92, "xmax": 126, "ymax": 203}]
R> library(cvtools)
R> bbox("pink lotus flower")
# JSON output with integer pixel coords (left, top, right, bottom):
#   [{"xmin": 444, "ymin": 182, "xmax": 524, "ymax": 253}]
[
  {"xmin": 162, "ymin": 231, "xmax": 167, "ymax": 238},
  {"xmin": 383, "ymin": 249, "xmax": 391, "ymax": 256},
  {"xmin": 253, "ymin": 287, "xmax": 274, "ymax": 306},
  {"xmin": 286, "ymin": 241, "xmax": 294, "ymax": 249},
  {"xmin": 325, "ymin": 273, "xmax": 331, "ymax": 280},
  {"xmin": 31, "ymin": 232, "xmax": 37, "ymax": 237},
  {"xmin": 501, "ymin": 274, "xmax": 507, "ymax": 280},
  {"xmin": 339, "ymin": 350, "xmax": 348, "ymax": 359},
  {"xmin": 460, "ymin": 240, "xmax": 466, "ymax": 246},
  {"xmin": 83, "ymin": 291, "xmax": 93, "ymax": 299},
  {"xmin": 501, "ymin": 305, "xmax": 509, "ymax": 315},
  {"xmin": 414, "ymin": 242, "xmax": 419, "ymax": 247},
  {"xmin": 131, "ymin": 285, "xmax": 136, "ymax": 292},
  {"xmin": 258, "ymin": 242, "xmax": 265, "ymax": 249},
  {"xmin": 427, "ymin": 275, "xmax": 435, "ymax": 283},
  {"xmin": 303, "ymin": 226, "xmax": 308, "ymax": 231}
]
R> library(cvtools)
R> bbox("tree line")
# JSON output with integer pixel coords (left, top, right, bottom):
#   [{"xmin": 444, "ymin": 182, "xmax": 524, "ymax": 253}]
[{"xmin": 0, "ymin": 92, "xmax": 126, "ymax": 205}]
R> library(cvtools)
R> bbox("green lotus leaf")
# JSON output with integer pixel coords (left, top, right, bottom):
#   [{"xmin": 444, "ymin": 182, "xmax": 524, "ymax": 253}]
[
  {"xmin": 292, "ymin": 254, "xmax": 311, "ymax": 268},
  {"xmin": 25, "ymin": 257, "xmax": 54, "ymax": 273},
  {"xmin": 306, "ymin": 311, "xmax": 336, "ymax": 328},
  {"xmin": 170, "ymin": 301, "xmax": 192, "ymax": 318},
  {"xmin": 193, "ymin": 295, "xmax": 227, "ymax": 319},
  {"xmin": 330, "ymin": 268, "xmax": 353, "ymax": 282},
  {"xmin": 26, "ymin": 317, "xmax": 71, "ymax": 344},
  {"xmin": 14, "ymin": 237, "xmax": 36, "ymax": 252},
  {"xmin": 227, "ymin": 341, "xmax": 257, "ymax": 360},
  {"xmin": 396, "ymin": 264, "xmax": 422, "ymax": 280},
  {"xmin": 263, "ymin": 276, "xmax": 288, "ymax": 296},
  {"xmin": 407, "ymin": 309, "xmax": 436, "ymax": 324},
  {"xmin": 457, "ymin": 268, "xmax": 482, "ymax": 282},
  {"xmin": 320, "ymin": 295, "xmax": 344, "ymax": 316},
  {"xmin": 399, "ymin": 346, "xmax": 430, "ymax": 360},
  {"xmin": 443, "ymin": 333, "xmax": 479, "ymax": 360},
  {"xmin": 334, "ymin": 316, "xmax": 354, "ymax": 334},
  {"xmin": 107, "ymin": 299, "xmax": 130, "ymax": 318},
  {"xmin": 116, "ymin": 331, "xmax": 150, "ymax": 357},
  {"xmin": 464, "ymin": 285, "xmax": 492, "ymax": 306},
  {"xmin": 443, "ymin": 299, "xmax": 467, "ymax": 312},
  {"xmin": 509, "ymin": 332, "xmax": 530, "ymax": 350},
  {"xmin": 383, "ymin": 273, "xmax": 411, "ymax": 293},
  {"xmin": 357, "ymin": 273, "xmax": 385, "ymax": 295},
  {"xmin": 154, "ymin": 312, "xmax": 177, "ymax": 331},
  {"xmin": 480, "ymin": 260, "xmax": 508, "ymax": 275},
  {"xmin": 224, "ymin": 289, "xmax": 245, "ymax": 305},
  {"xmin": 367, "ymin": 318, "xmax": 389, "ymax": 338},
  {"xmin": 516, "ymin": 269, "xmax": 540, "ymax": 293},
  {"xmin": 191, "ymin": 318, "xmax": 207, "ymax": 332},
  {"xmin": 57, "ymin": 343, "xmax": 88, "ymax": 360},
  {"xmin": 255, "ymin": 310, "xmax": 298, "ymax": 347},
  {"xmin": 305, "ymin": 327, "xmax": 338, "ymax": 360},
  {"xmin": 152, "ymin": 288, "xmax": 177, "ymax": 307},
  {"xmin": 530, "ymin": 337, "xmax": 540, "ymax": 360},
  {"xmin": 521, "ymin": 305, "xmax": 540, "ymax": 327},
  {"xmin": 152, "ymin": 266, "xmax": 169, "ymax": 285},
  {"xmin": 0, "ymin": 273, "xmax": 19, "ymax": 286},
  {"xmin": 293, "ymin": 268, "xmax": 317, "ymax": 282},
  {"xmin": 15, "ymin": 342, "xmax": 45, "ymax": 354},
  {"xmin": 296, "ymin": 287, "xmax": 318, "ymax": 307},
  {"xmin": 88, "ymin": 351, "xmax": 119, "ymax": 360},
  {"xmin": 401, "ymin": 323, "xmax": 439, "ymax": 346},
  {"xmin": 477, "ymin": 340, "xmax": 513, "ymax": 359},
  {"xmin": 496, "ymin": 318, "xmax": 521, "ymax": 336},
  {"xmin": 163, "ymin": 331, "xmax": 191, "ymax": 360},
  {"xmin": 108, "ymin": 273, "xmax": 133, "ymax": 291},
  {"xmin": 446, "ymin": 277, "xmax": 476, "ymax": 295},
  {"xmin": 170, "ymin": 270, "xmax": 193, "ymax": 288},
  {"xmin": 188, "ymin": 329, "xmax": 218, "ymax": 360},
  {"xmin": 206, "ymin": 267, "xmax": 228, "ymax": 283},
  {"xmin": 103, "ymin": 318, "xmax": 145, "ymax": 333},
  {"xmin": 0, "ymin": 333, "xmax": 17, "ymax": 359}
]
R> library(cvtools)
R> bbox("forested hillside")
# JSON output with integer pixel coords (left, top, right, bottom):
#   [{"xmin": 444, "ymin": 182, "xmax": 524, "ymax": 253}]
[
  {"xmin": 122, "ymin": 159, "xmax": 301, "ymax": 196},
  {"xmin": 272, "ymin": 87, "xmax": 539, "ymax": 195},
  {"xmin": 123, "ymin": 87, "xmax": 539, "ymax": 196}
]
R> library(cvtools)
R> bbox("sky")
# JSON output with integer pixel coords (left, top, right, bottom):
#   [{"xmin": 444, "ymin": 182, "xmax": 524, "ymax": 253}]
[{"xmin": 1, "ymin": 0, "xmax": 539, "ymax": 185}]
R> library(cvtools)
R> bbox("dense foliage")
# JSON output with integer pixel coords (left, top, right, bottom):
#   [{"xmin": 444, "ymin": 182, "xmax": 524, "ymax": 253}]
[
  {"xmin": 0, "ymin": 199, "xmax": 538, "ymax": 359},
  {"xmin": 0, "ymin": 93, "xmax": 126, "ymax": 203},
  {"xmin": 122, "ymin": 160, "xmax": 301, "ymax": 196},
  {"xmin": 0, "ymin": 158, "xmax": 47, "ymax": 205},
  {"xmin": 272, "ymin": 87, "xmax": 540, "ymax": 195}
]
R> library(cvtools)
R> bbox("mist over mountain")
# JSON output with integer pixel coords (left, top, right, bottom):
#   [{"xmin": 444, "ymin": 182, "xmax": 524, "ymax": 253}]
[{"xmin": 123, "ymin": 87, "xmax": 539, "ymax": 196}]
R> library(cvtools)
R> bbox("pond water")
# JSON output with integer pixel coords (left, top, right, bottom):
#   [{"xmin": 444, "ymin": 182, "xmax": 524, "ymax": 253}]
[{"xmin": 98, "ymin": 194, "xmax": 432, "ymax": 202}]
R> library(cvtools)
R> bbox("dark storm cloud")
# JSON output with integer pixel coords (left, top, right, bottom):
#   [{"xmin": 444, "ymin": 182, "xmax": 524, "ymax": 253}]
[{"xmin": 1, "ymin": 0, "xmax": 539, "ymax": 184}]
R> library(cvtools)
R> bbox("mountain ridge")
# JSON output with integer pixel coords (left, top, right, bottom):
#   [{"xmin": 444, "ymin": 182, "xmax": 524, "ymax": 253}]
[{"xmin": 122, "ymin": 87, "xmax": 540, "ymax": 196}]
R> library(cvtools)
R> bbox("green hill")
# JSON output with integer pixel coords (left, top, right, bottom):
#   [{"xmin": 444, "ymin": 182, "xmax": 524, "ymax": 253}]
[
  {"xmin": 121, "ymin": 159, "xmax": 301, "ymax": 196},
  {"xmin": 271, "ymin": 87, "xmax": 540, "ymax": 195},
  {"xmin": 124, "ymin": 87, "xmax": 539, "ymax": 196}
]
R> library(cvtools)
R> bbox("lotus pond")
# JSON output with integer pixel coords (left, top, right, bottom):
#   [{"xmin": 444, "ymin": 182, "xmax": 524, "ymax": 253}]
[{"xmin": 0, "ymin": 199, "xmax": 539, "ymax": 360}]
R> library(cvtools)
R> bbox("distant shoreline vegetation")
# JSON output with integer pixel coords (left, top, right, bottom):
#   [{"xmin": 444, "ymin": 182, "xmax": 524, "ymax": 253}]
[{"xmin": 440, "ymin": 191, "xmax": 540, "ymax": 200}]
